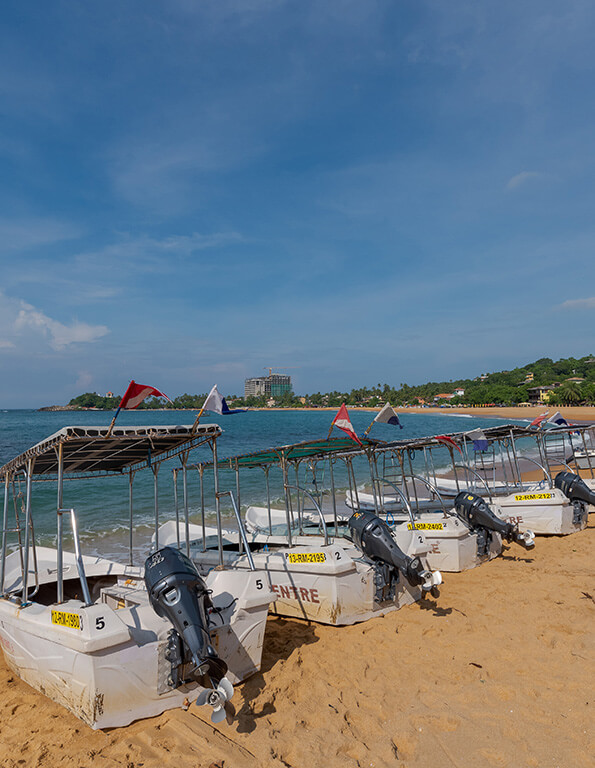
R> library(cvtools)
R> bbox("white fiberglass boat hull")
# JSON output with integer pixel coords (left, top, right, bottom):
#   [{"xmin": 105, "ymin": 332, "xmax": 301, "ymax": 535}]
[
  {"xmin": 157, "ymin": 520, "xmax": 425, "ymax": 626},
  {"xmin": 246, "ymin": 505, "xmax": 501, "ymax": 573},
  {"xmin": 348, "ymin": 486, "xmax": 585, "ymax": 536},
  {"xmin": 0, "ymin": 548, "xmax": 272, "ymax": 729}
]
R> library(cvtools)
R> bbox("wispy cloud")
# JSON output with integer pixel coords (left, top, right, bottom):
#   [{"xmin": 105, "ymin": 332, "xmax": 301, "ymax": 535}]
[
  {"xmin": 558, "ymin": 296, "xmax": 595, "ymax": 310},
  {"xmin": 0, "ymin": 216, "xmax": 80, "ymax": 251},
  {"xmin": 506, "ymin": 171, "xmax": 545, "ymax": 190},
  {"xmin": 0, "ymin": 293, "xmax": 110, "ymax": 353},
  {"xmin": 15, "ymin": 302, "xmax": 109, "ymax": 350}
]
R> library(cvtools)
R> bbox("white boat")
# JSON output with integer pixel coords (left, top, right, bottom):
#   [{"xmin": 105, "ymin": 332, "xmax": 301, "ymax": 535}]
[
  {"xmin": 368, "ymin": 425, "xmax": 590, "ymax": 536},
  {"xmin": 0, "ymin": 425, "xmax": 273, "ymax": 729},
  {"xmin": 246, "ymin": 502, "xmax": 503, "ymax": 574},
  {"xmin": 157, "ymin": 438, "xmax": 442, "ymax": 626}
]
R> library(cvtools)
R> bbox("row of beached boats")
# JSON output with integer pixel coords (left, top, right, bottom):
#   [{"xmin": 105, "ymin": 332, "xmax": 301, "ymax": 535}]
[{"xmin": 0, "ymin": 420, "xmax": 593, "ymax": 728}]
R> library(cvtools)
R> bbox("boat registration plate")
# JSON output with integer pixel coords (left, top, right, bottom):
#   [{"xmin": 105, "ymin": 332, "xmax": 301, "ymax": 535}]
[
  {"xmin": 514, "ymin": 493, "xmax": 554, "ymax": 501},
  {"xmin": 407, "ymin": 522, "xmax": 444, "ymax": 531},
  {"xmin": 286, "ymin": 552, "xmax": 326, "ymax": 564},
  {"xmin": 51, "ymin": 610, "xmax": 82, "ymax": 630}
]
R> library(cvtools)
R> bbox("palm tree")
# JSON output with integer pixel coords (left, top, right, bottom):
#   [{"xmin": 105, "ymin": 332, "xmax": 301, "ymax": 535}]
[{"xmin": 556, "ymin": 381, "xmax": 582, "ymax": 405}]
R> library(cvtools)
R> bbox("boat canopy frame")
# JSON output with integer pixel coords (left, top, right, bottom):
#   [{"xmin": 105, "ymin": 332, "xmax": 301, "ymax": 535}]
[{"xmin": 0, "ymin": 424, "xmax": 223, "ymax": 607}]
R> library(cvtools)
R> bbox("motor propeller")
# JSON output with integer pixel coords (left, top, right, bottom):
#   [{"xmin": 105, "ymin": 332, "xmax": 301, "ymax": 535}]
[
  {"xmin": 454, "ymin": 492, "xmax": 535, "ymax": 548},
  {"xmin": 196, "ymin": 677, "xmax": 235, "ymax": 724},
  {"xmin": 348, "ymin": 510, "xmax": 442, "ymax": 590}
]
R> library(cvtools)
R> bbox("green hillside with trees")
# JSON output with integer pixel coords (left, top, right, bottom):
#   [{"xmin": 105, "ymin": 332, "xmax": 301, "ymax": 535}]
[{"xmin": 68, "ymin": 354, "xmax": 595, "ymax": 410}]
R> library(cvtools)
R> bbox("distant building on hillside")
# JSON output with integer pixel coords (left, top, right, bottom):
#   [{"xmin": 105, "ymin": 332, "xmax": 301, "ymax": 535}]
[
  {"xmin": 245, "ymin": 373, "xmax": 292, "ymax": 399},
  {"xmin": 527, "ymin": 384, "xmax": 561, "ymax": 405},
  {"xmin": 434, "ymin": 393, "xmax": 455, "ymax": 401}
]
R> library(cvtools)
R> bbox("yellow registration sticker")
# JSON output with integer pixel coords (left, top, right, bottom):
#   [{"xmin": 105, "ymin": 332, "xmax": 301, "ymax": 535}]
[
  {"xmin": 51, "ymin": 610, "xmax": 82, "ymax": 630},
  {"xmin": 407, "ymin": 522, "xmax": 444, "ymax": 531},
  {"xmin": 514, "ymin": 493, "xmax": 554, "ymax": 501},
  {"xmin": 286, "ymin": 552, "xmax": 326, "ymax": 564}
]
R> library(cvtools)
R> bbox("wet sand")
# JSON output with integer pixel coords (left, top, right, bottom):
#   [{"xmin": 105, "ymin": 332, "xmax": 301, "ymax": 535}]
[{"xmin": 1, "ymin": 523, "xmax": 593, "ymax": 767}]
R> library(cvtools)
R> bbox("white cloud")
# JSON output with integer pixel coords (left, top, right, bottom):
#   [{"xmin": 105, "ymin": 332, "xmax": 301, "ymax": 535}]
[
  {"xmin": 1, "ymin": 290, "xmax": 110, "ymax": 352},
  {"xmin": 558, "ymin": 296, "xmax": 595, "ymax": 310},
  {"xmin": 506, "ymin": 171, "xmax": 545, "ymax": 190},
  {"xmin": 14, "ymin": 302, "xmax": 109, "ymax": 350}
]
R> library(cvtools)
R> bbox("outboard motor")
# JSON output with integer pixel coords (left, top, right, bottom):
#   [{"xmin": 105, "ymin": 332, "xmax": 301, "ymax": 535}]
[
  {"xmin": 145, "ymin": 547, "xmax": 233, "ymax": 722},
  {"xmin": 348, "ymin": 511, "xmax": 441, "ymax": 593},
  {"xmin": 554, "ymin": 471, "xmax": 595, "ymax": 524},
  {"xmin": 454, "ymin": 492, "xmax": 535, "ymax": 551}
]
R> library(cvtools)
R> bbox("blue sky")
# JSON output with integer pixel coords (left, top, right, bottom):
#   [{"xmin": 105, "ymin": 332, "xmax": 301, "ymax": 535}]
[{"xmin": 1, "ymin": 1, "xmax": 594, "ymax": 406}]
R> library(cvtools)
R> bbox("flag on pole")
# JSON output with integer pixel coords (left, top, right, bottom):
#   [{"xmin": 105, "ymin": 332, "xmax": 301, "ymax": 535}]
[
  {"xmin": 374, "ymin": 403, "xmax": 402, "ymax": 428},
  {"xmin": 546, "ymin": 411, "xmax": 569, "ymax": 427},
  {"xmin": 201, "ymin": 385, "xmax": 246, "ymax": 415},
  {"xmin": 106, "ymin": 379, "xmax": 171, "ymax": 437},
  {"xmin": 435, "ymin": 435, "xmax": 463, "ymax": 454},
  {"xmin": 529, "ymin": 410, "xmax": 549, "ymax": 429},
  {"xmin": 466, "ymin": 428, "xmax": 489, "ymax": 451},
  {"xmin": 329, "ymin": 403, "xmax": 362, "ymax": 445},
  {"xmin": 119, "ymin": 380, "xmax": 172, "ymax": 410},
  {"xmin": 364, "ymin": 402, "xmax": 402, "ymax": 436}
]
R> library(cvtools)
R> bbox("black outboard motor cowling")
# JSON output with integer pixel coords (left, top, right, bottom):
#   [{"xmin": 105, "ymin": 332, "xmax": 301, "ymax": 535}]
[
  {"xmin": 348, "ymin": 510, "xmax": 440, "ymax": 590},
  {"xmin": 554, "ymin": 471, "xmax": 595, "ymax": 507},
  {"xmin": 144, "ymin": 547, "xmax": 227, "ymax": 687},
  {"xmin": 454, "ymin": 492, "xmax": 534, "ymax": 548}
]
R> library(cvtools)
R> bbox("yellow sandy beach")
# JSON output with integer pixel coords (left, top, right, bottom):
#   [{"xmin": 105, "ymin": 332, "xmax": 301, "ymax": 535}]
[
  {"xmin": 1, "ymin": 525, "xmax": 593, "ymax": 768},
  {"xmin": 0, "ymin": 408, "xmax": 593, "ymax": 767}
]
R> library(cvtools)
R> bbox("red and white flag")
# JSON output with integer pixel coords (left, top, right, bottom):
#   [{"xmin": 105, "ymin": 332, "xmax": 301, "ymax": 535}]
[
  {"xmin": 529, "ymin": 410, "xmax": 549, "ymax": 429},
  {"xmin": 118, "ymin": 380, "xmax": 172, "ymax": 410},
  {"xmin": 435, "ymin": 435, "xmax": 463, "ymax": 454},
  {"xmin": 329, "ymin": 403, "xmax": 362, "ymax": 445}
]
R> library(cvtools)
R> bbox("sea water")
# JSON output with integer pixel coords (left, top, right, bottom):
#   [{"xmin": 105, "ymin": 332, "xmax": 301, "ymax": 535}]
[{"xmin": 0, "ymin": 408, "xmax": 527, "ymax": 562}]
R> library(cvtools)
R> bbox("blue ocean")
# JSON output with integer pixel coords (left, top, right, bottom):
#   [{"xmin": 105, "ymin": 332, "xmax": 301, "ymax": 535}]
[{"xmin": 0, "ymin": 408, "xmax": 527, "ymax": 562}]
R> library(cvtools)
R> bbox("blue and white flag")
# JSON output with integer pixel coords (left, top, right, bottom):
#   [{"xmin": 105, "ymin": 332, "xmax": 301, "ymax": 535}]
[
  {"xmin": 202, "ymin": 385, "xmax": 246, "ymax": 415},
  {"xmin": 547, "ymin": 411, "xmax": 569, "ymax": 427},
  {"xmin": 466, "ymin": 427, "xmax": 488, "ymax": 451},
  {"xmin": 374, "ymin": 402, "xmax": 403, "ymax": 428}
]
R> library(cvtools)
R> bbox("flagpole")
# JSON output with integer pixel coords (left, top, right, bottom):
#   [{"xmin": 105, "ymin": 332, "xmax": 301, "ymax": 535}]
[
  {"xmin": 327, "ymin": 422, "xmax": 334, "ymax": 439},
  {"xmin": 192, "ymin": 405, "xmax": 206, "ymax": 433},
  {"xmin": 105, "ymin": 406, "xmax": 121, "ymax": 438},
  {"xmin": 363, "ymin": 416, "xmax": 376, "ymax": 437}
]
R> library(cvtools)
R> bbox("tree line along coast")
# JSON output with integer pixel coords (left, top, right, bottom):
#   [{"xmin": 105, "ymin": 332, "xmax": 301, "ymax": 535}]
[{"xmin": 54, "ymin": 355, "xmax": 595, "ymax": 411}]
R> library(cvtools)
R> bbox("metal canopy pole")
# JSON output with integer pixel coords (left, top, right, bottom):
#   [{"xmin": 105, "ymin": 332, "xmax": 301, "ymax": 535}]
[
  {"xmin": 173, "ymin": 468, "xmax": 179, "ymax": 550},
  {"xmin": 294, "ymin": 463, "xmax": 303, "ymax": 534},
  {"xmin": 264, "ymin": 466, "xmax": 272, "ymax": 535},
  {"xmin": 236, "ymin": 462, "xmax": 244, "ymax": 553},
  {"xmin": 212, "ymin": 440, "xmax": 223, "ymax": 567},
  {"xmin": 281, "ymin": 457, "xmax": 293, "ymax": 547},
  {"xmin": 0, "ymin": 475, "xmax": 9, "ymax": 596},
  {"xmin": 22, "ymin": 458, "xmax": 34, "ymax": 606},
  {"xmin": 368, "ymin": 449, "xmax": 379, "ymax": 515},
  {"xmin": 181, "ymin": 455, "xmax": 189, "ymax": 558},
  {"xmin": 128, "ymin": 470, "xmax": 135, "ymax": 566},
  {"xmin": 198, "ymin": 463, "xmax": 205, "ymax": 554},
  {"xmin": 153, "ymin": 464, "xmax": 160, "ymax": 551},
  {"xmin": 56, "ymin": 444, "xmax": 64, "ymax": 603},
  {"xmin": 328, "ymin": 457, "xmax": 337, "ymax": 535}
]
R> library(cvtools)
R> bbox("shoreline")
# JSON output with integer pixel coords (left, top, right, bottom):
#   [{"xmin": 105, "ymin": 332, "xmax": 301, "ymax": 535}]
[{"xmin": 36, "ymin": 404, "xmax": 595, "ymax": 423}]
